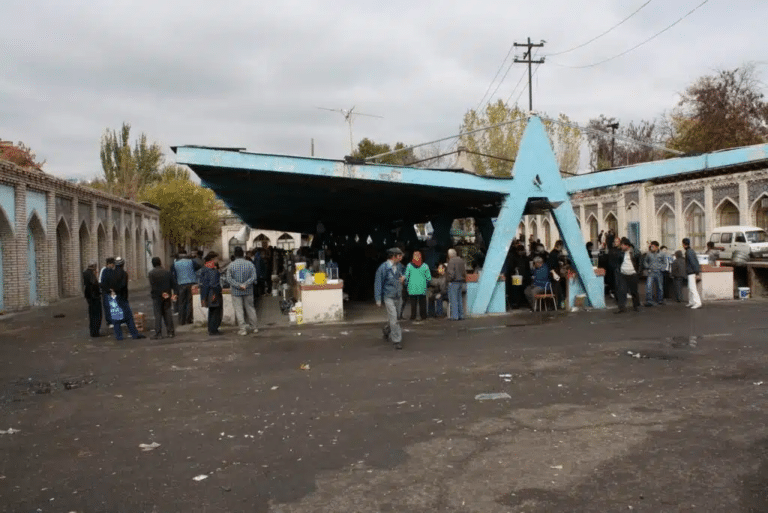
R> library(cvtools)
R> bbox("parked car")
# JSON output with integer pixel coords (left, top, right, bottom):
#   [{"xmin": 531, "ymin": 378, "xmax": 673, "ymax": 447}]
[{"xmin": 708, "ymin": 225, "xmax": 768, "ymax": 260}]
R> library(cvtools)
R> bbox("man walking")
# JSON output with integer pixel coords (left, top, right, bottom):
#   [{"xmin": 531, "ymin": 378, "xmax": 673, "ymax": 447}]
[
  {"xmin": 615, "ymin": 237, "xmax": 640, "ymax": 313},
  {"xmin": 446, "ymin": 248, "xmax": 467, "ymax": 320},
  {"xmin": 103, "ymin": 256, "xmax": 146, "ymax": 340},
  {"xmin": 682, "ymin": 238, "xmax": 702, "ymax": 309},
  {"xmin": 83, "ymin": 261, "xmax": 102, "ymax": 337},
  {"xmin": 643, "ymin": 241, "xmax": 665, "ymax": 306},
  {"xmin": 148, "ymin": 257, "xmax": 178, "ymax": 339},
  {"xmin": 374, "ymin": 247, "xmax": 405, "ymax": 349},
  {"xmin": 227, "ymin": 246, "xmax": 258, "ymax": 335},
  {"xmin": 172, "ymin": 253, "xmax": 199, "ymax": 325}
]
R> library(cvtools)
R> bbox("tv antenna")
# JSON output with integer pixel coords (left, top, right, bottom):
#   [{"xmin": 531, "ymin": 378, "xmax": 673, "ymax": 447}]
[{"xmin": 317, "ymin": 106, "xmax": 383, "ymax": 153}]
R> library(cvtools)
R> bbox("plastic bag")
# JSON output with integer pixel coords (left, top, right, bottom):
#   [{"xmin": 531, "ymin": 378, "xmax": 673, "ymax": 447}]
[{"xmin": 108, "ymin": 296, "xmax": 124, "ymax": 321}]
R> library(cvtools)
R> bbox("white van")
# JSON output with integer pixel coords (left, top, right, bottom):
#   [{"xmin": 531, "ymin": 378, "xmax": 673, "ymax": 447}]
[{"xmin": 708, "ymin": 225, "xmax": 768, "ymax": 260}]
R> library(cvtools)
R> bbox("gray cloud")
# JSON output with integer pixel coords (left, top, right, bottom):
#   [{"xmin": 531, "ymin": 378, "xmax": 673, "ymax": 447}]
[{"xmin": 1, "ymin": 0, "xmax": 767, "ymax": 180}]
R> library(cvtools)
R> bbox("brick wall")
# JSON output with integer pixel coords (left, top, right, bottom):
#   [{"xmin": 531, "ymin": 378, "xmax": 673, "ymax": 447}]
[{"xmin": 0, "ymin": 159, "xmax": 166, "ymax": 312}]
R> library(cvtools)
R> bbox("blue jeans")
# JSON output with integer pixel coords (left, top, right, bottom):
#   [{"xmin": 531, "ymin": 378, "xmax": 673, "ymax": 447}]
[
  {"xmin": 431, "ymin": 295, "xmax": 444, "ymax": 317},
  {"xmin": 645, "ymin": 271, "xmax": 664, "ymax": 304},
  {"xmin": 112, "ymin": 297, "xmax": 141, "ymax": 340},
  {"xmin": 448, "ymin": 282, "xmax": 464, "ymax": 320}
]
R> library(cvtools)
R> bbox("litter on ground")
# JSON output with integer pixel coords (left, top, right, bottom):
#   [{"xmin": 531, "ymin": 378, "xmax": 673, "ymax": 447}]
[{"xmin": 474, "ymin": 392, "xmax": 511, "ymax": 401}]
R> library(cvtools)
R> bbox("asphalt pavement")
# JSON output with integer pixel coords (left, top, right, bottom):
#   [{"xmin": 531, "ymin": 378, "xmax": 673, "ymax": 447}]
[{"xmin": 1, "ymin": 290, "xmax": 767, "ymax": 512}]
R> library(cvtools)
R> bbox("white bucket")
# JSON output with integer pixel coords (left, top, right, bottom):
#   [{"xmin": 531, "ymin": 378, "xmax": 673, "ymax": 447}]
[{"xmin": 738, "ymin": 287, "xmax": 750, "ymax": 299}]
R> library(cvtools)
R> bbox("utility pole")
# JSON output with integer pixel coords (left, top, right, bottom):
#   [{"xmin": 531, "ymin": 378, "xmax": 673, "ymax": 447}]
[
  {"xmin": 607, "ymin": 122, "xmax": 619, "ymax": 168},
  {"xmin": 514, "ymin": 38, "xmax": 545, "ymax": 111}
]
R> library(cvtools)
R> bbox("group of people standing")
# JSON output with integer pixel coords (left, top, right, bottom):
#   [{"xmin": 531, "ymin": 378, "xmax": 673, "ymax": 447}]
[
  {"xmin": 82, "ymin": 256, "xmax": 146, "ymax": 341},
  {"xmin": 604, "ymin": 236, "xmax": 702, "ymax": 312},
  {"xmin": 82, "ymin": 245, "xmax": 263, "ymax": 340},
  {"xmin": 374, "ymin": 247, "xmax": 468, "ymax": 350}
]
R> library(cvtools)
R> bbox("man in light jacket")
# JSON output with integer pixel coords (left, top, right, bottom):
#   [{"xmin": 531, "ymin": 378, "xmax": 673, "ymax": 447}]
[{"xmin": 374, "ymin": 247, "xmax": 405, "ymax": 349}]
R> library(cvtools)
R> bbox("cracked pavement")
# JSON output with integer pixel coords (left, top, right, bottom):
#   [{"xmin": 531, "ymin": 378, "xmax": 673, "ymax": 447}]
[{"xmin": 1, "ymin": 292, "xmax": 768, "ymax": 512}]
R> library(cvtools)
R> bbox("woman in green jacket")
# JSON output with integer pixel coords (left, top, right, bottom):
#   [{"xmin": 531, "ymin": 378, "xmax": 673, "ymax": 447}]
[{"xmin": 405, "ymin": 251, "xmax": 432, "ymax": 321}]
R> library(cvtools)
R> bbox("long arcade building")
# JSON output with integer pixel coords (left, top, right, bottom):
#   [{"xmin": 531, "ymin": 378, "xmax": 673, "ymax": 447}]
[
  {"xmin": 175, "ymin": 116, "xmax": 768, "ymax": 314},
  {"xmin": 0, "ymin": 159, "xmax": 164, "ymax": 313}
]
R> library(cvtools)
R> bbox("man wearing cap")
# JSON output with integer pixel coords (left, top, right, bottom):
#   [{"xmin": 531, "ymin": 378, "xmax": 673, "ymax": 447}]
[
  {"xmin": 374, "ymin": 247, "xmax": 406, "ymax": 350},
  {"xmin": 103, "ymin": 256, "xmax": 146, "ymax": 340},
  {"xmin": 682, "ymin": 238, "xmax": 702, "ymax": 309},
  {"xmin": 82, "ymin": 261, "xmax": 102, "ymax": 337}
]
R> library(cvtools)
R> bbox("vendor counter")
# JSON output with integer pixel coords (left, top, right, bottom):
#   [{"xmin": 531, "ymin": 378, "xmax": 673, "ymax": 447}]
[
  {"xmin": 294, "ymin": 281, "xmax": 344, "ymax": 323},
  {"xmin": 700, "ymin": 264, "xmax": 733, "ymax": 301}
]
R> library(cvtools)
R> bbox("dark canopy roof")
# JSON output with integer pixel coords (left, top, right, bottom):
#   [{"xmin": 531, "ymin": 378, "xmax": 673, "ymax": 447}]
[{"xmin": 174, "ymin": 147, "xmax": 506, "ymax": 235}]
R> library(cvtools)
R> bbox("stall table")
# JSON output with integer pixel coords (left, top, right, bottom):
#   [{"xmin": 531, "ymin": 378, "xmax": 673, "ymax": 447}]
[
  {"xmin": 700, "ymin": 264, "xmax": 734, "ymax": 300},
  {"xmin": 295, "ymin": 281, "xmax": 344, "ymax": 323}
]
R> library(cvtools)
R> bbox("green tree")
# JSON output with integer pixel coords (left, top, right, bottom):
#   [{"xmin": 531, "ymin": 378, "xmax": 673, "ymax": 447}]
[
  {"xmin": 667, "ymin": 65, "xmax": 768, "ymax": 153},
  {"xmin": 99, "ymin": 122, "xmax": 164, "ymax": 200},
  {"xmin": 459, "ymin": 100, "xmax": 581, "ymax": 177},
  {"xmin": 139, "ymin": 168, "xmax": 222, "ymax": 248},
  {"xmin": 351, "ymin": 138, "xmax": 417, "ymax": 166}
]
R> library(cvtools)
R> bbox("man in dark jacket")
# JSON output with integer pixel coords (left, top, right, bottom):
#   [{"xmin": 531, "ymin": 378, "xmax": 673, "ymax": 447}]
[
  {"xmin": 148, "ymin": 257, "xmax": 178, "ymax": 339},
  {"xmin": 682, "ymin": 238, "xmax": 702, "ymax": 309},
  {"xmin": 83, "ymin": 261, "xmax": 102, "ymax": 337},
  {"xmin": 615, "ymin": 237, "xmax": 640, "ymax": 313},
  {"xmin": 103, "ymin": 256, "xmax": 145, "ymax": 341},
  {"xmin": 99, "ymin": 257, "xmax": 116, "ymax": 327}
]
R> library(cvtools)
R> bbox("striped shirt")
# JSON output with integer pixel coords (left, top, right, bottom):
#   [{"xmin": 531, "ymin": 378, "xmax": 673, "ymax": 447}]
[{"xmin": 226, "ymin": 258, "xmax": 257, "ymax": 296}]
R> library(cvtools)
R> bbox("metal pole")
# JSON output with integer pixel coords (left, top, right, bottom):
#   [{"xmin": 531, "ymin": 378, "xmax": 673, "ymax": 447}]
[{"xmin": 527, "ymin": 37, "xmax": 533, "ymax": 111}]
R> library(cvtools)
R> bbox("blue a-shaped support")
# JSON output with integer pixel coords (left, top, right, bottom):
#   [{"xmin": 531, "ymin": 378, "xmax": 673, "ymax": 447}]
[{"xmin": 469, "ymin": 117, "xmax": 605, "ymax": 314}]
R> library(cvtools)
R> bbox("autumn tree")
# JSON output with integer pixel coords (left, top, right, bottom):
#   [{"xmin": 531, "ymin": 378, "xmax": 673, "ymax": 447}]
[
  {"xmin": 99, "ymin": 122, "xmax": 164, "ymax": 200},
  {"xmin": 667, "ymin": 65, "xmax": 768, "ymax": 153},
  {"xmin": 586, "ymin": 115, "xmax": 666, "ymax": 170},
  {"xmin": 459, "ymin": 100, "xmax": 581, "ymax": 177},
  {"xmin": 139, "ymin": 166, "xmax": 222, "ymax": 249},
  {"xmin": 0, "ymin": 141, "xmax": 45, "ymax": 170},
  {"xmin": 350, "ymin": 138, "xmax": 417, "ymax": 166}
]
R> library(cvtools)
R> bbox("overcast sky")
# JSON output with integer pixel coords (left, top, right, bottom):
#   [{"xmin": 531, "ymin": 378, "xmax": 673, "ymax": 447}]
[{"xmin": 2, "ymin": 0, "xmax": 766, "ymax": 180}]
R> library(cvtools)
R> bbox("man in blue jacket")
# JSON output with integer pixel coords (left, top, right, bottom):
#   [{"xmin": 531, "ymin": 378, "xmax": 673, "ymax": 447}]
[
  {"xmin": 374, "ymin": 247, "xmax": 405, "ymax": 350},
  {"xmin": 172, "ymin": 253, "xmax": 200, "ymax": 326}
]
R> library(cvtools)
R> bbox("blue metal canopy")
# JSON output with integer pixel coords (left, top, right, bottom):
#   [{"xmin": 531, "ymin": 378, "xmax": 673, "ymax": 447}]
[{"xmin": 174, "ymin": 116, "xmax": 768, "ymax": 314}]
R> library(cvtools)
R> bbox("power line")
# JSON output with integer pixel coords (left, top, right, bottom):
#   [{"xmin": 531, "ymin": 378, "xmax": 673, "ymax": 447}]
[
  {"xmin": 474, "ymin": 40, "xmax": 518, "ymax": 111},
  {"xmin": 513, "ymin": 63, "xmax": 542, "ymax": 107},
  {"xmin": 546, "ymin": 0, "xmax": 653, "ymax": 57},
  {"xmin": 551, "ymin": 0, "xmax": 710, "ymax": 69},
  {"xmin": 504, "ymin": 54, "xmax": 536, "ymax": 106}
]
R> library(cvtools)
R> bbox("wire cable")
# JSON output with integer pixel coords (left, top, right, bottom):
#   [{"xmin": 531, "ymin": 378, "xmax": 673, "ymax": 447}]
[
  {"xmin": 551, "ymin": 0, "xmax": 710, "ymax": 69},
  {"xmin": 546, "ymin": 0, "xmax": 653, "ymax": 57},
  {"xmin": 474, "ymin": 40, "xmax": 517, "ymax": 111}
]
